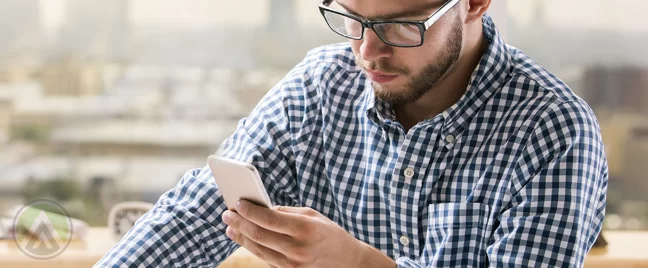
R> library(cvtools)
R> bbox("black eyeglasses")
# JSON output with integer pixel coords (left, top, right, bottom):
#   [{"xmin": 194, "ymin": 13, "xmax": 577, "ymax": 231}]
[{"xmin": 319, "ymin": 0, "xmax": 460, "ymax": 47}]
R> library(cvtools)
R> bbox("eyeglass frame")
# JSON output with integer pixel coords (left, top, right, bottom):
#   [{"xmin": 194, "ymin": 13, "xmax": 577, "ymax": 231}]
[{"xmin": 318, "ymin": 0, "xmax": 460, "ymax": 48}]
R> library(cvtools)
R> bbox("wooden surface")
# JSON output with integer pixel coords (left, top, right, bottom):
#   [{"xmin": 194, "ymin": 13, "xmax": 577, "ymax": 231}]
[
  {"xmin": 0, "ymin": 228, "xmax": 266, "ymax": 268},
  {"xmin": 0, "ymin": 228, "xmax": 646, "ymax": 267},
  {"xmin": 585, "ymin": 232, "xmax": 648, "ymax": 268}
]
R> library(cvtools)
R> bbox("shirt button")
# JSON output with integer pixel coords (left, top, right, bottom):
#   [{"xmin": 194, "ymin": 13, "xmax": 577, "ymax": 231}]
[
  {"xmin": 403, "ymin": 167, "xmax": 415, "ymax": 178},
  {"xmin": 445, "ymin": 134, "xmax": 455, "ymax": 143},
  {"xmin": 399, "ymin": 236, "xmax": 410, "ymax": 246}
]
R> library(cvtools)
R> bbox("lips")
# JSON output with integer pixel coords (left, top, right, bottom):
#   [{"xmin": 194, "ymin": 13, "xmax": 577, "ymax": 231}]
[{"xmin": 365, "ymin": 69, "xmax": 399, "ymax": 83}]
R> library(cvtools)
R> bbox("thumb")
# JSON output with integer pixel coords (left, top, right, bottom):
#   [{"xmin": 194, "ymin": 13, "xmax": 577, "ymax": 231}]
[{"xmin": 272, "ymin": 205, "xmax": 319, "ymax": 217}]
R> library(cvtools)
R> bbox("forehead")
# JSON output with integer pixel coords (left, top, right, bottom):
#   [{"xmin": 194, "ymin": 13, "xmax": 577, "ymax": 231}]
[{"xmin": 335, "ymin": 0, "xmax": 441, "ymax": 19}]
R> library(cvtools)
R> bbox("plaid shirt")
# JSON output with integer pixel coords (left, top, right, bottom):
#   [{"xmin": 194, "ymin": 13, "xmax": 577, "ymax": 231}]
[{"xmin": 96, "ymin": 15, "xmax": 608, "ymax": 267}]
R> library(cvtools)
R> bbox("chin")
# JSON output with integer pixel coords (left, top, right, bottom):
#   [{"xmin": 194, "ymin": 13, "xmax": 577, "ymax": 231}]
[{"xmin": 373, "ymin": 84, "xmax": 413, "ymax": 104}]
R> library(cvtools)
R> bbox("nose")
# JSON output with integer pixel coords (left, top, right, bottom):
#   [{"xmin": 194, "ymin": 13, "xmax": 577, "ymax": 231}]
[{"xmin": 359, "ymin": 28, "xmax": 393, "ymax": 63}]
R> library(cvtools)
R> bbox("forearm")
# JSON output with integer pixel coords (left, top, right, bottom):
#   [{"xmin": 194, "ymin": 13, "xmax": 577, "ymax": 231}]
[
  {"xmin": 95, "ymin": 167, "xmax": 236, "ymax": 267},
  {"xmin": 359, "ymin": 242, "xmax": 397, "ymax": 268},
  {"xmin": 359, "ymin": 245, "xmax": 428, "ymax": 268}
]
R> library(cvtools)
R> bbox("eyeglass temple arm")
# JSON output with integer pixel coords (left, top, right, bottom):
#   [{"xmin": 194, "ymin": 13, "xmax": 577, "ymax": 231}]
[{"xmin": 424, "ymin": 0, "xmax": 460, "ymax": 28}]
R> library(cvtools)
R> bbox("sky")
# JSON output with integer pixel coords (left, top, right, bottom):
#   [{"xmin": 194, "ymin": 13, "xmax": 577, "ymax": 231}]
[
  {"xmin": 38, "ymin": 0, "xmax": 326, "ymax": 33},
  {"xmin": 37, "ymin": 0, "xmax": 648, "ymax": 34}
]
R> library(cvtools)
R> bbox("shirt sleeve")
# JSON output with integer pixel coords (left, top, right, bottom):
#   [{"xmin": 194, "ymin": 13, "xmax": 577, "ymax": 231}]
[
  {"xmin": 486, "ymin": 99, "xmax": 608, "ymax": 267},
  {"xmin": 94, "ymin": 56, "xmax": 315, "ymax": 267}
]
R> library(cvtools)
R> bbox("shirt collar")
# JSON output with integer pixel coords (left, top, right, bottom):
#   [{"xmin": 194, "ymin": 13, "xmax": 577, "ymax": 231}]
[
  {"xmin": 364, "ymin": 79, "xmax": 397, "ymax": 125},
  {"xmin": 364, "ymin": 14, "xmax": 512, "ymax": 135},
  {"xmin": 442, "ymin": 14, "xmax": 512, "ymax": 138}
]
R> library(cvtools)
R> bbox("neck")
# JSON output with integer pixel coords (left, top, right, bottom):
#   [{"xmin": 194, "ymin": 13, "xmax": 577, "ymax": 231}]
[{"xmin": 395, "ymin": 24, "xmax": 488, "ymax": 131}]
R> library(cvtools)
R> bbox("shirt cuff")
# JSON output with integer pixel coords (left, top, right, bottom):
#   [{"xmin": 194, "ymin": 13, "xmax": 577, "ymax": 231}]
[{"xmin": 395, "ymin": 257, "xmax": 424, "ymax": 268}]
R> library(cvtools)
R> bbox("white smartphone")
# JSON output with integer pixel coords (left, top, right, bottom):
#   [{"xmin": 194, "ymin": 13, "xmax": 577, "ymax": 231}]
[{"xmin": 207, "ymin": 155, "xmax": 273, "ymax": 211}]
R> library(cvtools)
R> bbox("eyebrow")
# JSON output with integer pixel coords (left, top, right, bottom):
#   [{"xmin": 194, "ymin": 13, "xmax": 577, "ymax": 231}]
[{"xmin": 335, "ymin": 1, "xmax": 441, "ymax": 20}]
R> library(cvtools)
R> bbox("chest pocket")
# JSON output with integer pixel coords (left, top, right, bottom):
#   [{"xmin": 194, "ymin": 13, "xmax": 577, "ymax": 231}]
[{"xmin": 421, "ymin": 202, "xmax": 491, "ymax": 267}]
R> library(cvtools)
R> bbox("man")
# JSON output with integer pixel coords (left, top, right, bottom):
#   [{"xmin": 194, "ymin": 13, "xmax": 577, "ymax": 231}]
[{"xmin": 96, "ymin": 0, "xmax": 608, "ymax": 267}]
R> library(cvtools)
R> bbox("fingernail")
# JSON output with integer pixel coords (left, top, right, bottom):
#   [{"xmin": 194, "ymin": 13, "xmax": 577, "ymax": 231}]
[
  {"xmin": 222, "ymin": 211, "xmax": 230, "ymax": 223},
  {"xmin": 236, "ymin": 200, "xmax": 242, "ymax": 210}
]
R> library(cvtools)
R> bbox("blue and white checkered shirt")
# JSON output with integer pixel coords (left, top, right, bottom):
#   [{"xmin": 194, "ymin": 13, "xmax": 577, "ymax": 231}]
[{"xmin": 96, "ymin": 15, "xmax": 608, "ymax": 267}]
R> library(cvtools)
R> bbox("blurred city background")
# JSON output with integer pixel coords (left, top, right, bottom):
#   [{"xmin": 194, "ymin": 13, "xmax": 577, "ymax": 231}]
[{"xmin": 0, "ymin": 0, "xmax": 645, "ymax": 229}]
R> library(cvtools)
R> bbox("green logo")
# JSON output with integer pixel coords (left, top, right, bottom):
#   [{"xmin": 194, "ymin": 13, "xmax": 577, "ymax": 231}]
[{"xmin": 12, "ymin": 199, "xmax": 72, "ymax": 259}]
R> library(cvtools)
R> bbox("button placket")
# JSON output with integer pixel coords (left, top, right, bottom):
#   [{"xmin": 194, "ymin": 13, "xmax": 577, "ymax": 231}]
[{"xmin": 390, "ymin": 124, "xmax": 438, "ymax": 258}]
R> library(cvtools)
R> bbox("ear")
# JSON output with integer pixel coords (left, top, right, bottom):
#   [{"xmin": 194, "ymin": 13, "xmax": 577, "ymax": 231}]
[{"xmin": 466, "ymin": 0, "xmax": 491, "ymax": 22}]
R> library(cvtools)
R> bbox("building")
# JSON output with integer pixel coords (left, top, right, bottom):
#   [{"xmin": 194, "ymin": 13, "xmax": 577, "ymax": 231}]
[
  {"xmin": 582, "ymin": 66, "xmax": 648, "ymax": 115},
  {"xmin": 47, "ymin": 119, "xmax": 237, "ymax": 195},
  {"xmin": 38, "ymin": 58, "xmax": 105, "ymax": 96},
  {"xmin": 0, "ymin": 88, "xmax": 13, "ymax": 144}
]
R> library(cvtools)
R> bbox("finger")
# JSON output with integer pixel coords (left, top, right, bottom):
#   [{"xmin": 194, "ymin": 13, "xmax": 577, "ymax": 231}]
[
  {"xmin": 226, "ymin": 226, "xmax": 292, "ymax": 268},
  {"xmin": 272, "ymin": 205, "xmax": 320, "ymax": 217},
  {"xmin": 223, "ymin": 210, "xmax": 297, "ymax": 254},
  {"xmin": 236, "ymin": 200, "xmax": 308, "ymax": 236}
]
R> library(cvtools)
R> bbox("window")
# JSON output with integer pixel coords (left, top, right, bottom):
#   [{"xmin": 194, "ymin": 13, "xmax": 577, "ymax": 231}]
[{"xmin": 0, "ymin": 0, "xmax": 643, "ymax": 230}]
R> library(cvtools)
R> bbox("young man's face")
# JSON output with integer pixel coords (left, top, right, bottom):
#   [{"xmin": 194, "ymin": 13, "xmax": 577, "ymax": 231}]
[{"xmin": 339, "ymin": 0, "xmax": 464, "ymax": 105}]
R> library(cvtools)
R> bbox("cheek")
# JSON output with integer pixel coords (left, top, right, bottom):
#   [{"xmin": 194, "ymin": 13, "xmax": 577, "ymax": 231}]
[
  {"xmin": 349, "ymin": 40, "xmax": 362, "ymax": 55},
  {"xmin": 392, "ymin": 49, "xmax": 431, "ymax": 74},
  {"xmin": 421, "ymin": 31, "xmax": 448, "ymax": 53},
  {"xmin": 421, "ymin": 15, "xmax": 458, "ymax": 48},
  {"xmin": 400, "ymin": 30, "xmax": 454, "ymax": 70}
]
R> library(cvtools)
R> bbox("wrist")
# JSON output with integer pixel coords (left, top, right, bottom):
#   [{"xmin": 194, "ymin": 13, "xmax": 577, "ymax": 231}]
[{"xmin": 357, "ymin": 241, "xmax": 397, "ymax": 268}]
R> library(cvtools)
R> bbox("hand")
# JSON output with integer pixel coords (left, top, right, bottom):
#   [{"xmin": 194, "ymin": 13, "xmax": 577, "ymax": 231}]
[{"xmin": 221, "ymin": 200, "xmax": 395, "ymax": 268}]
